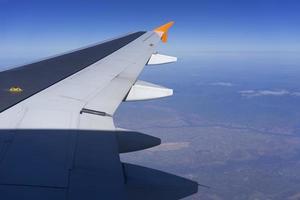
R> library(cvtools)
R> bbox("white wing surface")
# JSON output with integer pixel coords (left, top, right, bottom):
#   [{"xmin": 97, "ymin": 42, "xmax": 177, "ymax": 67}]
[{"xmin": 0, "ymin": 22, "xmax": 174, "ymax": 130}]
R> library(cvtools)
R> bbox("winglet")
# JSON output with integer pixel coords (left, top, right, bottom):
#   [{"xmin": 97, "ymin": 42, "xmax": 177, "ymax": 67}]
[{"xmin": 154, "ymin": 21, "xmax": 175, "ymax": 43}]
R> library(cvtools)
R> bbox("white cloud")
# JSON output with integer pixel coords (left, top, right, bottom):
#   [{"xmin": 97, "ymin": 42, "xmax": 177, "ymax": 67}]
[
  {"xmin": 239, "ymin": 90, "xmax": 255, "ymax": 94},
  {"xmin": 210, "ymin": 82, "xmax": 234, "ymax": 87},
  {"xmin": 239, "ymin": 89, "xmax": 300, "ymax": 97},
  {"xmin": 260, "ymin": 90, "xmax": 289, "ymax": 96}
]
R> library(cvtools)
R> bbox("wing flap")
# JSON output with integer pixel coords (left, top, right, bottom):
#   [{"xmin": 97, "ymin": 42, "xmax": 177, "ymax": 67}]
[
  {"xmin": 124, "ymin": 163, "xmax": 198, "ymax": 200},
  {"xmin": 0, "ymin": 186, "xmax": 66, "ymax": 200},
  {"xmin": 0, "ymin": 130, "xmax": 198, "ymax": 200}
]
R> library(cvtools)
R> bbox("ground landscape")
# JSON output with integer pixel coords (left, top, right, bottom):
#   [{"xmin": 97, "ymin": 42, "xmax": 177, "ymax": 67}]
[{"xmin": 116, "ymin": 52, "xmax": 300, "ymax": 200}]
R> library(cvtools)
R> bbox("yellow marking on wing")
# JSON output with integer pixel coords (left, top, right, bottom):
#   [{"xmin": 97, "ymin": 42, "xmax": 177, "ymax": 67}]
[{"xmin": 9, "ymin": 86, "xmax": 23, "ymax": 93}]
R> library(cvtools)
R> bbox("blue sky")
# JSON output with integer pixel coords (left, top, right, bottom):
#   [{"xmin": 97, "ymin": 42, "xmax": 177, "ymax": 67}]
[{"xmin": 1, "ymin": 0, "xmax": 300, "ymax": 66}]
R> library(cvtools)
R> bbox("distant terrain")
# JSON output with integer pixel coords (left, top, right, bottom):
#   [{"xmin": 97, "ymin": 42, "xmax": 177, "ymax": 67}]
[{"xmin": 116, "ymin": 53, "xmax": 300, "ymax": 200}]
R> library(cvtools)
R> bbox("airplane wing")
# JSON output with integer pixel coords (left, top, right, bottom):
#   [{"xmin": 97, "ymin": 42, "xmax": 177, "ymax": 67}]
[{"xmin": 0, "ymin": 22, "xmax": 198, "ymax": 199}]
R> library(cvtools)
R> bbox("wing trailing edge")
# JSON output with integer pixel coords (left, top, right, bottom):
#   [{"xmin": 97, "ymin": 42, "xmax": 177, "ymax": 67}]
[{"xmin": 0, "ymin": 129, "xmax": 198, "ymax": 200}]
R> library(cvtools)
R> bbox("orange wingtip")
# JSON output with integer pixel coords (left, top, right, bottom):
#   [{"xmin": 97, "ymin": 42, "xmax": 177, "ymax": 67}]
[{"xmin": 154, "ymin": 21, "xmax": 175, "ymax": 43}]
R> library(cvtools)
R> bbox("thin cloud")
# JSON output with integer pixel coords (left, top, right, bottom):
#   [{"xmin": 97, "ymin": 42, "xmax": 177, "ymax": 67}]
[
  {"xmin": 239, "ymin": 89, "xmax": 300, "ymax": 97},
  {"xmin": 210, "ymin": 82, "xmax": 234, "ymax": 87}
]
